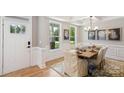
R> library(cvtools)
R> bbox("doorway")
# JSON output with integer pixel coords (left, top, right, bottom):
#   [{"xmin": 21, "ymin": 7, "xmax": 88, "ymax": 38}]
[{"xmin": 1, "ymin": 16, "xmax": 32, "ymax": 74}]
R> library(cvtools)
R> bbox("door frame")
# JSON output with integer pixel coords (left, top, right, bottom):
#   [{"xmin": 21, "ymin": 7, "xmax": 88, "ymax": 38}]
[
  {"xmin": 0, "ymin": 16, "xmax": 33, "ymax": 75},
  {"xmin": 0, "ymin": 17, "xmax": 3, "ymax": 75}
]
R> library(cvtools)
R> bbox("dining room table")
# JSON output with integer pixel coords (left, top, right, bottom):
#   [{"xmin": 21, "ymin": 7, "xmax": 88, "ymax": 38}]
[
  {"xmin": 77, "ymin": 48, "xmax": 100, "ymax": 76},
  {"xmin": 77, "ymin": 48, "xmax": 99, "ymax": 59}
]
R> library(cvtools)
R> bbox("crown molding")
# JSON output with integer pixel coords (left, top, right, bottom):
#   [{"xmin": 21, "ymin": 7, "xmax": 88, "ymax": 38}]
[
  {"xmin": 46, "ymin": 16, "xmax": 124, "ymax": 26},
  {"xmin": 46, "ymin": 16, "xmax": 82, "ymax": 26}
]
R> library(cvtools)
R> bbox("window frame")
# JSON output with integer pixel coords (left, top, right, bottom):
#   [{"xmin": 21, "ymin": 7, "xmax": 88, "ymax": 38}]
[
  {"xmin": 49, "ymin": 20, "xmax": 62, "ymax": 50},
  {"xmin": 69, "ymin": 25, "xmax": 77, "ymax": 47}
]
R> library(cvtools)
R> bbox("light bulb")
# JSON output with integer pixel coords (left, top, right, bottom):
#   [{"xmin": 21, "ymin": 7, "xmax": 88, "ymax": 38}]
[
  {"xmin": 88, "ymin": 27, "xmax": 91, "ymax": 30},
  {"xmin": 94, "ymin": 26, "xmax": 98, "ymax": 30},
  {"xmin": 84, "ymin": 27, "xmax": 88, "ymax": 31}
]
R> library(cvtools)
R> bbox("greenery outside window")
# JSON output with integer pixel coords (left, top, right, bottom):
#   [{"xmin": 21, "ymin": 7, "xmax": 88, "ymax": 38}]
[
  {"xmin": 70, "ymin": 26, "xmax": 76, "ymax": 45},
  {"xmin": 49, "ymin": 22, "xmax": 60, "ymax": 49}
]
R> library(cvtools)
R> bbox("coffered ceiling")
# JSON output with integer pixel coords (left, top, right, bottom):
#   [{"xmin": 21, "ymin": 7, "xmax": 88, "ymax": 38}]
[{"xmin": 48, "ymin": 16, "xmax": 124, "ymax": 26}]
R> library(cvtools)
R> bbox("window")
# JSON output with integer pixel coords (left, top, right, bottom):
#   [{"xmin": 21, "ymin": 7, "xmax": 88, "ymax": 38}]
[
  {"xmin": 69, "ymin": 26, "xmax": 76, "ymax": 46},
  {"xmin": 10, "ymin": 24, "xmax": 26, "ymax": 34},
  {"xmin": 49, "ymin": 22, "xmax": 60, "ymax": 49}
]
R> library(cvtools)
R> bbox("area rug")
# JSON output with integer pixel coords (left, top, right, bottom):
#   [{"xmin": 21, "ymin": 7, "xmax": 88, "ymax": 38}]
[
  {"xmin": 50, "ymin": 60, "xmax": 115, "ymax": 77},
  {"xmin": 50, "ymin": 61, "xmax": 68, "ymax": 76}
]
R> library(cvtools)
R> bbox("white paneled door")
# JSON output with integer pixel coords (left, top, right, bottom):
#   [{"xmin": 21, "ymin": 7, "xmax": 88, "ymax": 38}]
[
  {"xmin": 3, "ymin": 17, "xmax": 32, "ymax": 74},
  {"xmin": 0, "ymin": 17, "xmax": 2, "ymax": 75}
]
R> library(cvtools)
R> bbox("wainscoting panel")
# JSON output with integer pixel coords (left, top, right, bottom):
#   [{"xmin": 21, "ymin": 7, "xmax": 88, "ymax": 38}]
[
  {"xmin": 105, "ymin": 45, "xmax": 124, "ymax": 61},
  {"xmin": 106, "ymin": 47, "xmax": 117, "ymax": 57},
  {"xmin": 32, "ymin": 47, "xmax": 47, "ymax": 68},
  {"xmin": 117, "ymin": 47, "xmax": 124, "ymax": 58},
  {"xmin": 32, "ymin": 47, "xmax": 64, "ymax": 68}
]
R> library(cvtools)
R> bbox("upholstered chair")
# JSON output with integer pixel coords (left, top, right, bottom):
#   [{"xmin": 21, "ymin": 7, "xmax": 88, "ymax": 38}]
[
  {"xmin": 88, "ymin": 46, "xmax": 108, "ymax": 75},
  {"xmin": 100, "ymin": 47, "xmax": 108, "ymax": 69},
  {"xmin": 64, "ymin": 50, "xmax": 88, "ymax": 77}
]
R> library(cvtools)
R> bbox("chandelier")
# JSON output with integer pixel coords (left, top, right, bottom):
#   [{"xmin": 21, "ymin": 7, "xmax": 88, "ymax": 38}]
[{"xmin": 84, "ymin": 16, "xmax": 98, "ymax": 31}]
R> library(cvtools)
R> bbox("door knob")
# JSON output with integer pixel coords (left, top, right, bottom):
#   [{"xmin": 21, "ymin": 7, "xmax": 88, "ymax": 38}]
[{"xmin": 28, "ymin": 41, "xmax": 31, "ymax": 45}]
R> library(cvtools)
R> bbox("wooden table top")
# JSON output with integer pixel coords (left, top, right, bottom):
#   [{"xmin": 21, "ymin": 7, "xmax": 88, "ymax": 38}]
[{"xmin": 77, "ymin": 49, "xmax": 98, "ymax": 58}]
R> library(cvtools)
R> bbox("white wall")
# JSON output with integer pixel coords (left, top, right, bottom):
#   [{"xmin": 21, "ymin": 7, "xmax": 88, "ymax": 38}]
[
  {"xmin": 82, "ymin": 17, "xmax": 124, "ymax": 46},
  {"xmin": 38, "ymin": 17, "xmax": 50, "ymax": 48},
  {"xmin": 32, "ymin": 16, "xmax": 38, "ymax": 47}
]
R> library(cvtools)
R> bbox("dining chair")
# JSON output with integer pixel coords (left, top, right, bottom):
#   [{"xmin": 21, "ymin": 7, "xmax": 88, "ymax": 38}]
[
  {"xmin": 88, "ymin": 46, "xmax": 108, "ymax": 76},
  {"xmin": 96, "ymin": 47, "xmax": 108, "ymax": 66},
  {"xmin": 100, "ymin": 47, "xmax": 108, "ymax": 69},
  {"xmin": 64, "ymin": 50, "xmax": 88, "ymax": 77}
]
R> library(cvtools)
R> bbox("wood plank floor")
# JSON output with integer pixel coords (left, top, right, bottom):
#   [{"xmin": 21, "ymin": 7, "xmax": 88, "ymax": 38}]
[
  {"xmin": 46, "ymin": 57, "xmax": 64, "ymax": 67},
  {"xmin": 2, "ymin": 66, "xmax": 62, "ymax": 77},
  {"xmin": 2, "ymin": 57, "xmax": 65, "ymax": 77}
]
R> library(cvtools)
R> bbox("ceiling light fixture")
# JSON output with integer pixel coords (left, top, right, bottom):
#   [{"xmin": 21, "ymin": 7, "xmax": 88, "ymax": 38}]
[{"xmin": 84, "ymin": 16, "xmax": 98, "ymax": 31}]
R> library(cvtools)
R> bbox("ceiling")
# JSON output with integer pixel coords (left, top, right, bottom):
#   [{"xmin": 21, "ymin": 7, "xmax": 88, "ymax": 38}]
[{"xmin": 48, "ymin": 16, "xmax": 123, "ymax": 26}]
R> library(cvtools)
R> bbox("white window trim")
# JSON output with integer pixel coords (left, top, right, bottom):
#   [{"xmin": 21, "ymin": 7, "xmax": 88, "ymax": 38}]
[
  {"xmin": 49, "ymin": 20, "xmax": 62, "ymax": 50},
  {"xmin": 69, "ymin": 25, "xmax": 77, "ymax": 47}
]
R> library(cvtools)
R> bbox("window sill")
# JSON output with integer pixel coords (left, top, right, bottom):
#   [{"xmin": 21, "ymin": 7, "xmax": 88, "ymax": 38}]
[{"xmin": 49, "ymin": 48, "xmax": 61, "ymax": 52}]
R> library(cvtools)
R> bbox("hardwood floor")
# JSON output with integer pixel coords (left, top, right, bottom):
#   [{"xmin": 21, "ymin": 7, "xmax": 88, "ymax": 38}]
[
  {"xmin": 2, "ymin": 57, "xmax": 64, "ymax": 77},
  {"xmin": 46, "ymin": 57, "xmax": 64, "ymax": 67},
  {"xmin": 2, "ymin": 66, "xmax": 62, "ymax": 77}
]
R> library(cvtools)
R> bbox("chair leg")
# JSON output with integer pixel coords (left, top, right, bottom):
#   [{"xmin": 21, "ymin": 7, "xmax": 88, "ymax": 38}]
[{"xmin": 100, "ymin": 60, "xmax": 105, "ymax": 70}]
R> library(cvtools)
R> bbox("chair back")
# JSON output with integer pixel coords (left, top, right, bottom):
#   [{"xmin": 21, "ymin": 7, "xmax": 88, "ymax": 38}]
[
  {"xmin": 102, "ymin": 47, "xmax": 108, "ymax": 59},
  {"xmin": 64, "ymin": 50, "xmax": 78, "ymax": 74},
  {"xmin": 64, "ymin": 50, "xmax": 77, "ymax": 63},
  {"xmin": 96, "ymin": 48, "xmax": 104, "ymax": 65},
  {"xmin": 96, "ymin": 46, "xmax": 108, "ymax": 65}
]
